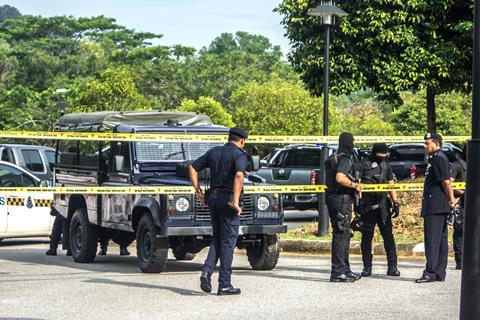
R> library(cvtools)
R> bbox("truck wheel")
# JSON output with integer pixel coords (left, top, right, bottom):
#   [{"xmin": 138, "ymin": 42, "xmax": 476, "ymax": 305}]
[
  {"xmin": 69, "ymin": 208, "xmax": 98, "ymax": 263},
  {"xmin": 136, "ymin": 214, "xmax": 168, "ymax": 273},
  {"xmin": 172, "ymin": 247, "xmax": 196, "ymax": 261},
  {"xmin": 246, "ymin": 235, "xmax": 280, "ymax": 270}
]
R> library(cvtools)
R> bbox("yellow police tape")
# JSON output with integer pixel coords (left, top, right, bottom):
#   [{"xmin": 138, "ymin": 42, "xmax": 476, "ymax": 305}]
[
  {"xmin": 0, "ymin": 130, "xmax": 470, "ymax": 144},
  {"xmin": 0, "ymin": 182, "xmax": 466, "ymax": 194}
]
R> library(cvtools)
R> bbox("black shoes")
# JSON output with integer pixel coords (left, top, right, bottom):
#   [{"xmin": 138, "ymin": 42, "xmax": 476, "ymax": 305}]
[
  {"xmin": 217, "ymin": 286, "xmax": 241, "ymax": 295},
  {"xmin": 330, "ymin": 274, "xmax": 356, "ymax": 283},
  {"xmin": 346, "ymin": 271, "xmax": 362, "ymax": 281},
  {"xmin": 200, "ymin": 271, "xmax": 212, "ymax": 293},
  {"xmin": 45, "ymin": 249, "xmax": 57, "ymax": 256},
  {"xmin": 66, "ymin": 250, "xmax": 72, "ymax": 256},
  {"xmin": 361, "ymin": 267, "xmax": 372, "ymax": 277},
  {"xmin": 120, "ymin": 247, "xmax": 131, "ymax": 256},
  {"xmin": 415, "ymin": 275, "xmax": 435, "ymax": 283},
  {"xmin": 98, "ymin": 248, "xmax": 107, "ymax": 256},
  {"xmin": 387, "ymin": 267, "xmax": 401, "ymax": 277}
]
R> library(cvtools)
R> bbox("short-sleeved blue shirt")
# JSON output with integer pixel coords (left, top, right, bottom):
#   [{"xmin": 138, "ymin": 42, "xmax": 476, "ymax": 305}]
[
  {"xmin": 191, "ymin": 142, "xmax": 248, "ymax": 193},
  {"xmin": 421, "ymin": 150, "xmax": 451, "ymax": 216}
]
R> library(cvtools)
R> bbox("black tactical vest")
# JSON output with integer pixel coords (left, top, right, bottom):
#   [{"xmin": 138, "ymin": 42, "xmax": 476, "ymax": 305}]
[
  {"xmin": 325, "ymin": 152, "xmax": 355, "ymax": 194},
  {"xmin": 361, "ymin": 158, "xmax": 388, "ymax": 202}
]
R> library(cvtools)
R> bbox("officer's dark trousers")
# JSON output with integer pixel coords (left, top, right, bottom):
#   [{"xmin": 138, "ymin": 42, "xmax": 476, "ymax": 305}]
[
  {"xmin": 49, "ymin": 215, "xmax": 67, "ymax": 250},
  {"xmin": 203, "ymin": 192, "xmax": 240, "ymax": 288},
  {"xmin": 423, "ymin": 214, "xmax": 449, "ymax": 280},
  {"xmin": 361, "ymin": 209, "xmax": 397, "ymax": 268},
  {"xmin": 453, "ymin": 220, "xmax": 463, "ymax": 267},
  {"xmin": 327, "ymin": 193, "xmax": 353, "ymax": 277}
]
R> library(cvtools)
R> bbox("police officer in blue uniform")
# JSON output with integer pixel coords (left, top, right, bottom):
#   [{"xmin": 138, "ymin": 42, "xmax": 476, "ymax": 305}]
[
  {"xmin": 189, "ymin": 127, "xmax": 249, "ymax": 295},
  {"xmin": 325, "ymin": 132, "xmax": 362, "ymax": 282},
  {"xmin": 416, "ymin": 133, "xmax": 457, "ymax": 283},
  {"xmin": 450, "ymin": 144, "xmax": 467, "ymax": 270}
]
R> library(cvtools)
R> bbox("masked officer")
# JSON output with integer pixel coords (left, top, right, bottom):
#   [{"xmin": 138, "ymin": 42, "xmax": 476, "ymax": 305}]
[
  {"xmin": 357, "ymin": 143, "xmax": 400, "ymax": 277},
  {"xmin": 416, "ymin": 133, "xmax": 457, "ymax": 283},
  {"xmin": 450, "ymin": 144, "xmax": 467, "ymax": 270},
  {"xmin": 325, "ymin": 132, "xmax": 362, "ymax": 282},
  {"xmin": 189, "ymin": 127, "xmax": 248, "ymax": 295}
]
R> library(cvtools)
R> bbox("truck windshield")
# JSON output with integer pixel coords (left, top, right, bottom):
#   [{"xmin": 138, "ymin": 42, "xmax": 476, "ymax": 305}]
[{"xmin": 135, "ymin": 142, "xmax": 222, "ymax": 162}]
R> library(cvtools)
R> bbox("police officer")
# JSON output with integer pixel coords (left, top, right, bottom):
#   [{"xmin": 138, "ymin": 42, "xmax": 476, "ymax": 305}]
[
  {"xmin": 325, "ymin": 132, "xmax": 362, "ymax": 282},
  {"xmin": 45, "ymin": 208, "xmax": 71, "ymax": 256},
  {"xmin": 358, "ymin": 143, "xmax": 400, "ymax": 277},
  {"xmin": 450, "ymin": 144, "xmax": 467, "ymax": 270},
  {"xmin": 98, "ymin": 228, "xmax": 131, "ymax": 256},
  {"xmin": 189, "ymin": 127, "xmax": 249, "ymax": 295},
  {"xmin": 416, "ymin": 133, "xmax": 457, "ymax": 283}
]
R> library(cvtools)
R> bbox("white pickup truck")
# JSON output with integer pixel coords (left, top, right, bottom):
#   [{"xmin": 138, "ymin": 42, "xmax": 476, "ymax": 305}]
[{"xmin": 0, "ymin": 160, "xmax": 53, "ymax": 241}]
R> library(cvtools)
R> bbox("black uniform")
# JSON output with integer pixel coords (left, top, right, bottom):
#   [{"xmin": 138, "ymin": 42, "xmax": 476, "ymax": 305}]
[
  {"xmin": 358, "ymin": 156, "xmax": 398, "ymax": 270},
  {"xmin": 46, "ymin": 208, "xmax": 69, "ymax": 255},
  {"xmin": 192, "ymin": 141, "xmax": 248, "ymax": 289},
  {"xmin": 325, "ymin": 132, "xmax": 358, "ymax": 280},
  {"xmin": 421, "ymin": 150, "xmax": 451, "ymax": 281},
  {"xmin": 450, "ymin": 157, "xmax": 466, "ymax": 268}
]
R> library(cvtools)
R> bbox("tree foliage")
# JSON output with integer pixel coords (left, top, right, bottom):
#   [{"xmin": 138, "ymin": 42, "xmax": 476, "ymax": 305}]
[
  {"xmin": 175, "ymin": 96, "xmax": 234, "ymax": 127},
  {"xmin": 0, "ymin": 5, "xmax": 21, "ymax": 23},
  {"xmin": 276, "ymin": 0, "xmax": 474, "ymax": 132}
]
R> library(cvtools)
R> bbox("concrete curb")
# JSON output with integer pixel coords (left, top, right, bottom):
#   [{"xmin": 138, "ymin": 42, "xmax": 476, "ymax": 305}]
[{"xmin": 279, "ymin": 239, "xmax": 455, "ymax": 257}]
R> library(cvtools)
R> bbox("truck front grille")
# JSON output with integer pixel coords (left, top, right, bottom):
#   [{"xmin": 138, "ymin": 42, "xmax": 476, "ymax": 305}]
[{"xmin": 193, "ymin": 194, "xmax": 255, "ymax": 222}]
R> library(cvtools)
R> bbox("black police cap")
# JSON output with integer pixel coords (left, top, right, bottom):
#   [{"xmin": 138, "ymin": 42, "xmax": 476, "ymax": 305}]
[
  {"xmin": 229, "ymin": 127, "xmax": 248, "ymax": 139},
  {"xmin": 424, "ymin": 132, "xmax": 442, "ymax": 141}
]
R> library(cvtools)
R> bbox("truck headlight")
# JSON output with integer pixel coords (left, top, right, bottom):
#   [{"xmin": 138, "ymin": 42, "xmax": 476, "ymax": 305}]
[
  {"xmin": 257, "ymin": 196, "xmax": 270, "ymax": 211},
  {"xmin": 175, "ymin": 197, "xmax": 190, "ymax": 212}
]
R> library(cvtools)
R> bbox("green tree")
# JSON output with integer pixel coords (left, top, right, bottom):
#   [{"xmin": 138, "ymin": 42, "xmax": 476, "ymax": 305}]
[
  {"xmin": 276, "ymin": 0, "xmax": 473, "ymax": 133},
  {"xmin": 68, "ymin": 66, "xmax": 151, "ymax": 112},
  {"xmin": 175, "ymin": 96, "xmax": 234, "ymax": 127},
  {"xmin": 232, "ymin": 77, "xmax": 322, "ymax": 135},
  {"xmin": 0, "ymin": 5, "xmax": 21, "ymax": 22},
  {"xmin": 392, "ymin": 91, "xmax": 471, "ymax": 136}
]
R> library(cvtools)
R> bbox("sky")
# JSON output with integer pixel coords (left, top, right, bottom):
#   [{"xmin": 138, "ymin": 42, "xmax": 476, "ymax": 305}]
[{"xmin": 2, "ymin": 0, "xmax": 292, "ymax": 55}]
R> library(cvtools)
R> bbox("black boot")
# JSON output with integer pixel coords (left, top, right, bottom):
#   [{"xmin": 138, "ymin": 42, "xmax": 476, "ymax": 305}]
[
  {"xmin": 361, "ymin": 267, "xmax": 372, "ymax": 277},
  {"xmin": 200, "ymin": 271, "xmax": 212, "ymax": 293},
  {"xmin": 45, "ymin": 248, "xmax": 57, "ymax": 256},
  {"xmin": 387, "ymin": 266, "xmax": 401, "ymax": 276},
  {"xmin": 98, "ymin": 247, "xmax": 107, "ymax": 255},
  {"xmin": 66, "ymin": 250, "xmax": 72, "ymax": 256},
  {"xmin": 120, "ymin": 247, "xmax": 131, "ymax": 256}
]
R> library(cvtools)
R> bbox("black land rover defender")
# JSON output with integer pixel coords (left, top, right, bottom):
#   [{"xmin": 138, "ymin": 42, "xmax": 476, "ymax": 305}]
[{"xmin": 53, "ymin": 111, "xmax": 286, "ymax": 273}]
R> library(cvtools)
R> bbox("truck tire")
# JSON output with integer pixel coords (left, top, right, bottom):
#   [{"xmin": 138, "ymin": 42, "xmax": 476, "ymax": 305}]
[
  {"xmin": 246, "ymin": 234, "xmax": 280, "ymax": 270},
  {"xmin": 172, "ymin": 247, "xmax": 196, "ymax": 261},
  {"xmin": 136, "ymin": 214, "xmax": 168, "ymax": 273},
  {"xmin": 69, "ymin": 208, "xmax": 98, "ymax": 263}
]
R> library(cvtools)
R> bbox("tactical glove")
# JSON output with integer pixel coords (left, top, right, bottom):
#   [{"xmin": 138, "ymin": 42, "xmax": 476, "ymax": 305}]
[{"xmin": 391, "ymin": 201, "xmax": 400, "ymax": 218}]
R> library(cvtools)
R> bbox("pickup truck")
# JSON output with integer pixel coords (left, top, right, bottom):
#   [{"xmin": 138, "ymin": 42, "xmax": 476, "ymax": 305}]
[
  {"xmin": 256, "ymin": 144, "xmax": 337, "ymax": 210},
  {"xmin": 388, "ymin": 143, "xmax": 463, "ymax": 180}
]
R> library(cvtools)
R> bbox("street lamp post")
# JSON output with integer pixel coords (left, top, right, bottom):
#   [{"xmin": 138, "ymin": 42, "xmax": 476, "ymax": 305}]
[
  {"xmin": 308, "ymin": 1, "xmax": 348, "ymax": 236},
  {"xmin": 460, "ymin": 0, "xmax": 480, "ymax": 318}
]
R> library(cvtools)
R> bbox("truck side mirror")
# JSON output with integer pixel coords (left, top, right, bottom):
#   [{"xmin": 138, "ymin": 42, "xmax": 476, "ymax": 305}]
[
  {"xmin": 251, "ymin": 155, "xmax": 260, "ymax": 172},
  {"xmin": 114, "ymin": 155, "xmax": 125, "ymax": 172},
  {"xmin": 260, "ymin": 159, "xmax": 267, "ymax": 167}
]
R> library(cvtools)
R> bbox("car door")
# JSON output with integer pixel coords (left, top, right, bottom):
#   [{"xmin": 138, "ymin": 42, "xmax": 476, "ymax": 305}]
[
  {"xmin": 0, "ymin": 191, "xmax": 6, "ymax": 234},
  {"xmin": 0, "ymin": 164, "xmax": 52, "ymax": 234}
]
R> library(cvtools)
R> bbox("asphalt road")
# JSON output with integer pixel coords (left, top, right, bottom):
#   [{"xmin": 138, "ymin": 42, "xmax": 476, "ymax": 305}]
[{"xmin": 0, "ymin": 239, "xmax": 460, "ymax": 320}]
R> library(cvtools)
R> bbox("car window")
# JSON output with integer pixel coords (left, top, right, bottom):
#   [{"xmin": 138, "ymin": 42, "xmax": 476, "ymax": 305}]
[
  {"xmin": 389, "ymin": 147, "xmax": 426, "ymax": 162},
  {"xmin": 21, "ymin": 149, "xmax": 45, "ymax": 172},
  {"xmin": 45, "ymin": 150, "xmax": 56, "ymax": 171},
  {"xmin": 271, "ymin": 150, "xmax": 287, "ymax": 167},
  {"xmin": 284, "ymin": 149, "xmax": 321, "ymax": 167},
  {"xmin": 0, "ymin": 164, "xmax": 36, "ymax": 187}
]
